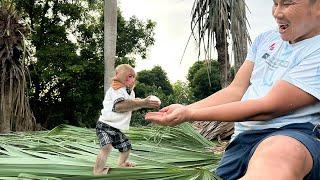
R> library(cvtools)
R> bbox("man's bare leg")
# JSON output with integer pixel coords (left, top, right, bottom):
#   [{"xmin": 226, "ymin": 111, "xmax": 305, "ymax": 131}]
[
  {"xmin": 240, "ymin": 135, "xmax": 313, "ymax": 180},
  {"xmin": 93, "ymin": 144, "xmax": 113, "ymax": 175},
  {"xmin": 118, "ymin": 150, "xmax": 136, "ymax": 167}
]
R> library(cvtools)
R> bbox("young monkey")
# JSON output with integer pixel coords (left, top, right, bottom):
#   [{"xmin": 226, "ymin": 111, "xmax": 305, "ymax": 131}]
[{"xmin": 93, "ymin": 64, "xmax": 160, "ymax": 175}]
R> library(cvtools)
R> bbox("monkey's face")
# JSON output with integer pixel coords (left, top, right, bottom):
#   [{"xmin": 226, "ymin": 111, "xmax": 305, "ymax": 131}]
[{"xmin": 124, "ymin": 72, "xmax": 136, "ymax": 89}]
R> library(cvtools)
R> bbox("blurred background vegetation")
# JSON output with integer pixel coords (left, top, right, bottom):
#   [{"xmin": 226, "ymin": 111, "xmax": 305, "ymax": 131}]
[
  {"xmin": 0, "ymin": 0, "xmax": 249, "ymax": 178},
  {"xmin": 1, "ymin": 0, "xmax": 227, "ymax": 131}
]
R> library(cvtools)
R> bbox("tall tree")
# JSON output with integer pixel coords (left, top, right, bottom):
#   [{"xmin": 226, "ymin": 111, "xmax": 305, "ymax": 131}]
[
  {"xmin": 12, "ymin": 0, "xmax": 155, "ymax": 129},
  {"xmin": 190, "ymin": 0, "xmax": 250, "ymax": 140},
  {"xmin": 0, "ymin": 0, "xmax": 35, "ymax": 132},
  {"xmin": 104, "ymin": 0, "xmax": 117, "ymax": 92},
  {"xmin": 191, "ymin": 0, "xmax": 249, "ymax": 87}
]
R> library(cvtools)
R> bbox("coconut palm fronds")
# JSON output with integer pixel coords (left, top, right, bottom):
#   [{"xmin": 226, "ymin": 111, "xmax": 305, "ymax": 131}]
[
  {"xmin": 0, "ymin": 123, "xmax": 222, "ymax": 179},
  {"xmin": 190, "ymin": 0, "xmax": 250, "ymax": 70}
]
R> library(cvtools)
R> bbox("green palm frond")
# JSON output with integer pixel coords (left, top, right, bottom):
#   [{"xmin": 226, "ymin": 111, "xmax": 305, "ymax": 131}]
[
  {"xmin": 191, "ymin": 0, "xmax": 250, "ymax": 65},
  {"xmin": 0, "ymin": 123, "xmax": 222, "ymax": 179}
]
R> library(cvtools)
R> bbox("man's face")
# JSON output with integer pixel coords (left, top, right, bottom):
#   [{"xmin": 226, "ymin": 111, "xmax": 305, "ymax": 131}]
[{"xmin": 272, "ymin": 0, "xmax": 320, "ymax": 43}]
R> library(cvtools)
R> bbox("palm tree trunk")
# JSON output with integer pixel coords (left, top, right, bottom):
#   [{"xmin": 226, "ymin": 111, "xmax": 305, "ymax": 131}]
[
  {"xmin": 232, "ymin": 0, "xmax": 248, "ymax": 73},
  {"xmin": 190, "ymin": 0, "xmax": 250, "ymax": 140},
  {"xmin": 0, "ymin": 88, "xmax": 11, "ymax": 133},
  {"xmin": 215, "ymin": 25, "xmax": 230, "ymax": 88},
  {"xmin": 0, "ymin": 1, "xmax": 36, "ymax": 132},
  {"xmin": 104, "ymin": 0, "xmax": 117, "ymax": 92},
  {"xmin": 200, "ymin": 24, "xmax": 234, "ymax": 141}
]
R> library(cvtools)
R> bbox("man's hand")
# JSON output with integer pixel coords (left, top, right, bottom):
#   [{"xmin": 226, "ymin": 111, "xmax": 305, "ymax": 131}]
[
  {"xmin": 159, "ymin": 104, "xmax": 184, "ymax": 113},
  {"xmin": 145, "ymin": 105, "xmax": 193, "ymax": 126}
]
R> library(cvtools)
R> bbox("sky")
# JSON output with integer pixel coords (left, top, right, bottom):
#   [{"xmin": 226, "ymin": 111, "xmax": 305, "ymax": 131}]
[{"xmin": 118, "ymin": 0, "xmax": 276, "ymax": 83}]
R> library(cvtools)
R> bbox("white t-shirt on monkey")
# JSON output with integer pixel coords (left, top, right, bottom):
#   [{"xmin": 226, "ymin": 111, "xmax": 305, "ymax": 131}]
[{"xmin": 98, "ymin": 87, "xmax": 135, "ymax": 131}]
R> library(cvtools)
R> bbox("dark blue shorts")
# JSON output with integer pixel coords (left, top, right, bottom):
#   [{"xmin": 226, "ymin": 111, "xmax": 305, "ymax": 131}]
[
  {"xmin": 96, "ymin": 121, "xmax": 132, "ymax": 152},
  {"xmin": 215, "ymin": 123, "xmax": 320, "ymax": 180}
]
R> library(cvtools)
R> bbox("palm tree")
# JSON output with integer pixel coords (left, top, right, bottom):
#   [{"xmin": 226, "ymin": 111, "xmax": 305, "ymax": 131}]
[
  {"xmin": 0, "ymin": 0, "xmax": 35, "ymax": 132},
  {"xmin": 104, "ymin": 0, "xmax": 117, "ymax": 92},
  {"xmin": 190, "ymin": 0, "xmax": 250, "ymax": 140}
]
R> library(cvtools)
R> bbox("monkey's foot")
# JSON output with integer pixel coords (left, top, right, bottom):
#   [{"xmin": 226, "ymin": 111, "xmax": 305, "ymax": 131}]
[{"xmin": 120, "ymin": 161, "xmax": 136, "ymax": 167}]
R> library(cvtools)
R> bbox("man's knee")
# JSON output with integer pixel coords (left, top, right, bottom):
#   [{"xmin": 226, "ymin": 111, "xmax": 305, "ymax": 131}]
[{"xmin": 244, "ymin": 135, "xmax": 313, "ymax": 179}]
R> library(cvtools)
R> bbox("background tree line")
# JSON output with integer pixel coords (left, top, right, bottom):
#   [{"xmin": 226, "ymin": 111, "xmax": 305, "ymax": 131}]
[
  {"xmin": 4, "ymin": 0, "xmax": 155, "ymax": 129},
  {"xmin": 0, "ymin": 0, "xmax": 224, "ymax": 131}
]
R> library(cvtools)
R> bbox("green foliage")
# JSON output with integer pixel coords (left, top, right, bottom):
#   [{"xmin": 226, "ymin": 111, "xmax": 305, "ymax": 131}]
[
  {"xmin": 229, "ymin": 66, "xmax": 236, "ymax": 80},
  {"xmin": 116, "ymin": 15, "xmax": 156, "ymax": 59},
  {"xmin": 136, "ymin": 66, "xmax": 173, "ymax": 96},
  {"xmin": 131, "ymin": 70, "xmax": 197, "ymax": 127},
  {"xmin": 187, "ymin": 60, "xmax": 222, "ymax": 100},
  {"xmin": 131, "ymin": 66, "xmax": 175, "ymax": 126},
  {"xmin": 131, "ymin": 111, "xmax": 147, "ymax": 127},
  {"xmin": 170, "ymin": 81, "xmax": 196, "ymax": 105},
  {"xmin": 12, "ymin": 0, "xmax": 156, "ymax": 129}
]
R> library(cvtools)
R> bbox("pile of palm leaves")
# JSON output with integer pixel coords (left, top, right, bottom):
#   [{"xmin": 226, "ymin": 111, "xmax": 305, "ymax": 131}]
[{"xmin": 0, "ymin": 123, "xmax": 222, "ymax": 180}]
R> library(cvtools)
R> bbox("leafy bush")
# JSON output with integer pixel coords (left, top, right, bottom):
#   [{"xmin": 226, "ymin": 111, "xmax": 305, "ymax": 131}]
[{"xmin": 188, "ymin": 60, "xmax": 222, "ymax": 100}]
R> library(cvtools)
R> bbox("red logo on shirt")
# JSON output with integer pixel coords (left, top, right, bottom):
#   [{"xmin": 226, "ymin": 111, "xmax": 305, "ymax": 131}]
[{"xmin": 269, "ymin": 43, "xmax": 276, "ymax": 51}]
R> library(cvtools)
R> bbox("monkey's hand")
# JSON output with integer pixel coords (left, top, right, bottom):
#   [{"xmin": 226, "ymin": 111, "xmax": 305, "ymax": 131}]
[{"xmin": 143, "ymin": 96, "xmax": 161, "ymax": 109}]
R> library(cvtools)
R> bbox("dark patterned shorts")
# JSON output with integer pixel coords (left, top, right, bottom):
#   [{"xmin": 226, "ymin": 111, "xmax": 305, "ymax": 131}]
[
  {"xmin": 216, "ymin": 123, "xmax": 320, "ymax": 180},
  {"xmin": 96, "ymin": 121, "xmax": 132, "ymax": 152}
]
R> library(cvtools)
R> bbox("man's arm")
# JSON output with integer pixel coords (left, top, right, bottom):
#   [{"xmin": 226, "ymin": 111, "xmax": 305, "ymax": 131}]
[
  {"xmin": 189, "ymin": 80, "xmax": 317, "ymax": 122},
  {"xmin": 145, "ymin": 62, "xmax": 317, "ymax": 126},
  {"xmin": 188, "ymin": 60, "xmax": 254, "ymax": 109}
]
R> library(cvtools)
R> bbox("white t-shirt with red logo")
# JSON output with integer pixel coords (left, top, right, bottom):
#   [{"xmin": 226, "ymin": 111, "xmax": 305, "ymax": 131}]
[{"xmin": 234, "ymin": 30, "xmax": 320, "ymax": 137}]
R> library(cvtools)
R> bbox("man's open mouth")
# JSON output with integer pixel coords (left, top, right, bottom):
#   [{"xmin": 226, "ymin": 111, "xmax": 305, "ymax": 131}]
[{"xmin": 279, "ymin": 24, "xmax": 289, "ymax": 32}]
